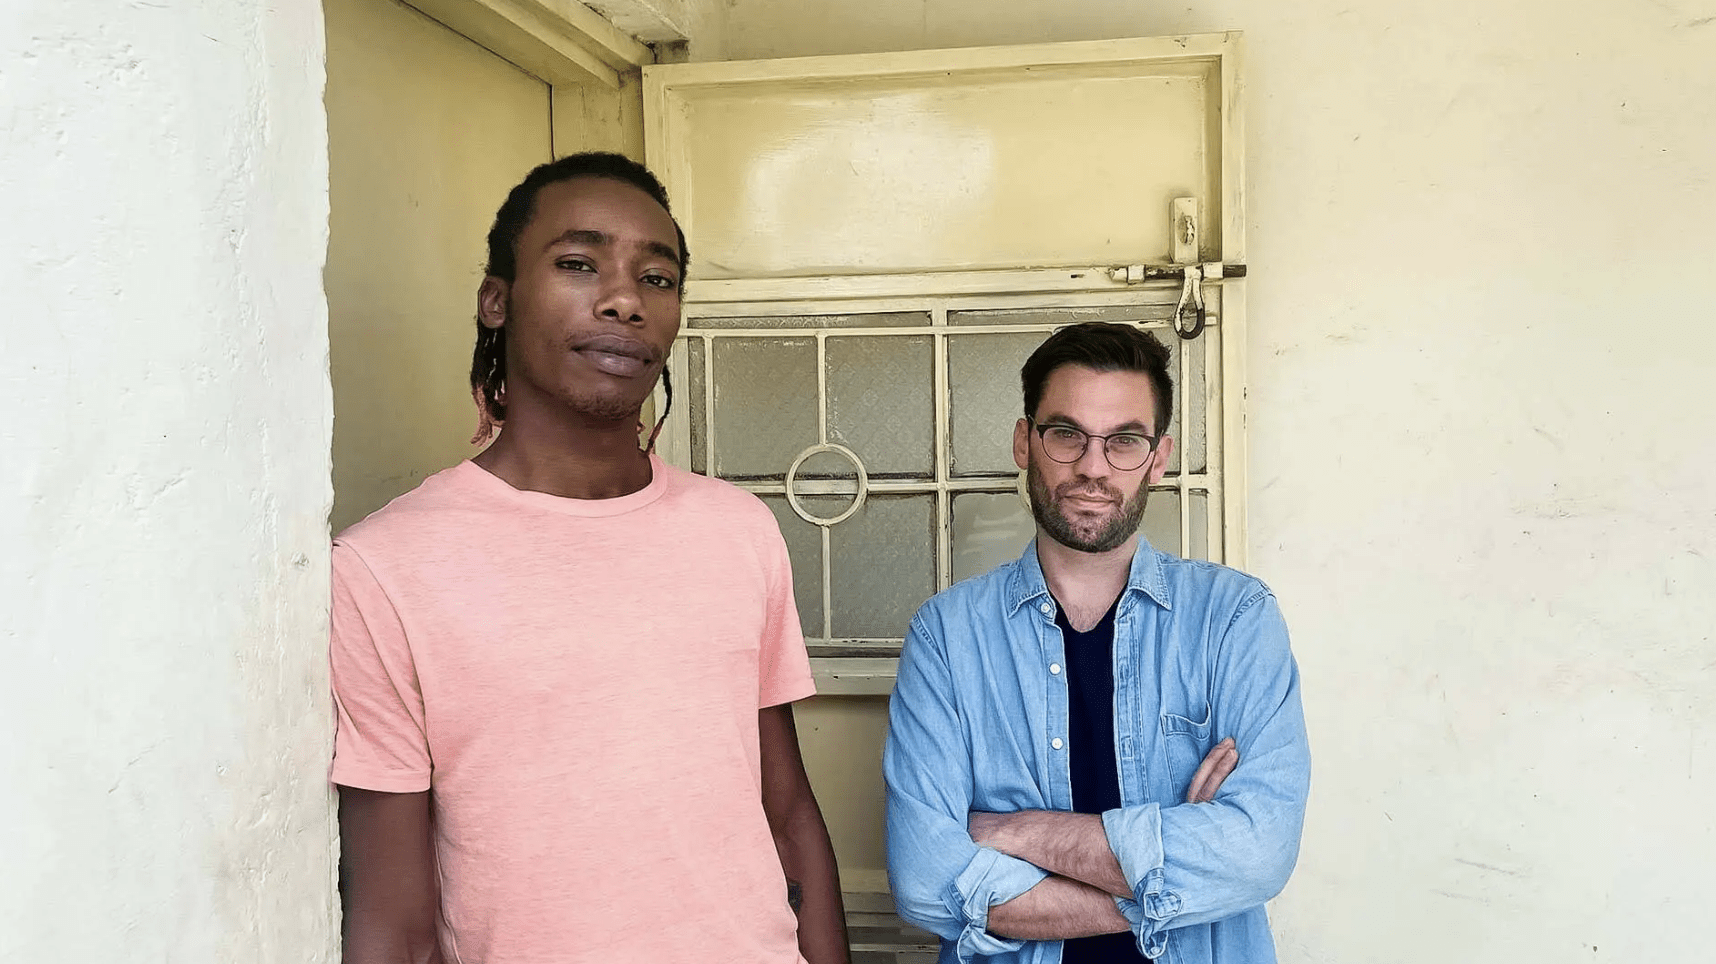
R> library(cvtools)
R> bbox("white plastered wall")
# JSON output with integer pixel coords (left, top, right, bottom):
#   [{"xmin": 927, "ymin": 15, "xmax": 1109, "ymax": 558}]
[
  {"xmin": 0, "ymin": 1, "xmax": 337, "ymax": 960},
  {"xmin": 693, "ymin": 2, "xmax": 1716, "ymax": 960}
]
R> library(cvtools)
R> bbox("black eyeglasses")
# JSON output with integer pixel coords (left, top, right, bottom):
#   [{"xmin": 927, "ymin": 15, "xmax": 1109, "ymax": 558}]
[{"xmin": 1028, "ymin": 418, "xmax": 1161, "ymax": 471}]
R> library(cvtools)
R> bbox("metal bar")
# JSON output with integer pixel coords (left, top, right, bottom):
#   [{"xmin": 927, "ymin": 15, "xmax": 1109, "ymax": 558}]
[
  {"xmin": 683, "ymin": 287, "xmax": 1188, "ymax": 319},
  {"xmin": 685, "ymin": 263, "xmax": 1246, "ymax": 305},
  {"xmin": 701, "ymin": 333, "xmax": 716, "ymax": 476},
  {"xmin": 932, "ymin": 303, "xmax": 952, "ymax": 592},
  {"xmin": 731, "ymin": 477, "xmax": 1210, "ymax": 496},
  {"xmin": 820, "ymin": 525, "xmax": 833, "ymax": 641}
]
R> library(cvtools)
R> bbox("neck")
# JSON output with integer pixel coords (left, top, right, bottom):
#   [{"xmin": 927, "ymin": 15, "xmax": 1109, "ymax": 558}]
[
  {"xmin": 1037, "ymin": 531, "xmax": 1137, "ymax": 624},
  {"xmin": 472, "ymin": 394, "xmax": 652, "ymax": 500}
]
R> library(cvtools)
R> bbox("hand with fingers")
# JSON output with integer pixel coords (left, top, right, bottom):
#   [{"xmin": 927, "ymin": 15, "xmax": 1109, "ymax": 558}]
[{"xmin": 1185, "ymin": 738, "xmax": 1238, "ymax": 804}]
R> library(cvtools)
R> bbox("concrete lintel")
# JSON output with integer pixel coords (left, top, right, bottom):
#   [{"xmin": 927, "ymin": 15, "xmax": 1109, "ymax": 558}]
[
  {"xmin": 404, "ymin": 0, "xmax": 654, "ymax": 89},
  {"xmin": 578, "ymin": 0, "xmax": 689, "ymax": 44}
]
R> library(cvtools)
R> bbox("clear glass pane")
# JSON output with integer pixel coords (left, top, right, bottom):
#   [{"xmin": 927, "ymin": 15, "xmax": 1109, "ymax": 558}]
[
  {"xmin": 1140, "ymin": 487, "xmax": 1181, "ymax": 556},
  {"xmin": 689, "ymin": 311, "xmax": 930, "ymax": 329},
  {"xmin": 760, "ymin": 494, "xmax": 826, "ymax": 638},
  {"xmin": 827, "ymin": 335, "xmax": 933, "ymax": 479},
  {"xmin": 952, "ymin": 490, "xmax": 1036, "ymax": 583},
  {"xmin": 948, "ymin": 302, "xmax": 1177, "ymax": 327},
  {"xmin": 712, "ymin": 337, "xmax": 819, "ymax": 479},
  {"xmin": 947, "ymin": 331, "xmax": 1041, "ymax": 477},
  {"xmin": 685, "ymin": 337, "xmax": 707, "ymax": 474},
  {"xmin": 828, "ymin": 495, "xmax": 936, "ymax": 639}
]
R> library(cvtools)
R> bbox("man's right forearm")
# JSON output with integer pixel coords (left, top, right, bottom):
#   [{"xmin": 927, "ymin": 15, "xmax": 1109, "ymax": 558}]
[
  {"xmin": 984, "ymin": 875, "xmax": 1132, "ymax": 941},
  {"xmin": 343, "ymin": 926, "xmax": 445, "ymax": 964},
  {"xmin": 339, "ymin": 787, "xmax": 445, "ymax": 964}
]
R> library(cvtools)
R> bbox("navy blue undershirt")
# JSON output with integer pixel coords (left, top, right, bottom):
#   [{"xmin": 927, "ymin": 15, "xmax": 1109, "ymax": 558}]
[{"xmin": 1056, "ymin": 596, "xmax": 1150, "ymax": 964}]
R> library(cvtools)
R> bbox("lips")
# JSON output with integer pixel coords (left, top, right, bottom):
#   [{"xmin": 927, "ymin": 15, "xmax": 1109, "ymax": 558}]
[
  {"xmin": 571, "ymin": 333, "xmax": 659, "ymax": 378},
  {"xmin": 1058, "ymin": 486, "xmax": 1120, "ymax": 510}
]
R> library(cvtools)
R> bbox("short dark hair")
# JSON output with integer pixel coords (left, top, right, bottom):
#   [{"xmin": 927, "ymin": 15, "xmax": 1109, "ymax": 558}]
[
  {"xmin": 470, "ymin": 152, "xmax": 688, "ymax": 426},
  {"xmin": 1020, "ymin": 322, "xmax": 1174, "ymax": 434}
]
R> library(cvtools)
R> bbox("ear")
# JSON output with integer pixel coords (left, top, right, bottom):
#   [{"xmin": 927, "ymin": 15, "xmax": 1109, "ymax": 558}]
[
  {"xmin": 477, "ymin": 276, "xmax": 509, "ymax": 330},
  {"xmin": 1146, "ymin": 434, "xmax": 1176, "ymax": 485},
  {"xmin": 1012, "ymin": 417, "xmax": 1031, "ymax": 471}
]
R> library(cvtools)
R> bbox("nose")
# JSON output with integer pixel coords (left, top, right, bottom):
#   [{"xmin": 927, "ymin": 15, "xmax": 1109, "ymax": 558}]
[
  {"xmin": 1073, "ymin": 436, "xmax": 1112, "ymax": 478},
  {"xmin": 594, "ymin": 275, "xmax": 645, "ymax": 325}
]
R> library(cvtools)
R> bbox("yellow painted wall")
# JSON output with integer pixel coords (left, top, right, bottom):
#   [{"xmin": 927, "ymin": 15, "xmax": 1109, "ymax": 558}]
[
  {"xmin": 692, "ymin": 2, "xmax": 1716, "ymax": 960},
  {"xmin": 325, "ymin": 0, "xmax": 552, "ymax": 533},
  {"xmin": 796, "ymin": 697, "xmax": 891, "ymax": 890}
]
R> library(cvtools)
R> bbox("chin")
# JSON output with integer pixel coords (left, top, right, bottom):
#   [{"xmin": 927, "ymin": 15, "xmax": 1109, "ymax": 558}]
[{"xmin": 565, "ymin": 391, "xmax": 644, "ymax": 423}]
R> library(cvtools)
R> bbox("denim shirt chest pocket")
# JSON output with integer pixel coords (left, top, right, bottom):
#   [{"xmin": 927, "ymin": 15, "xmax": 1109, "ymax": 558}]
[
  {"xmin": 1116, "ymin": 597, "xmax": 1217, "ymax": 806},
  {"xmin": 1160, "ymin": 701, "xmax": 1214, "ymax": 802}
]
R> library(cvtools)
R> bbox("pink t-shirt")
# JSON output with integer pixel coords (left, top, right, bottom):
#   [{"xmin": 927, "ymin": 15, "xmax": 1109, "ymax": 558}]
[{"xmin": 329, "ymin": 456, "xmax": 816, "ymax": 964}]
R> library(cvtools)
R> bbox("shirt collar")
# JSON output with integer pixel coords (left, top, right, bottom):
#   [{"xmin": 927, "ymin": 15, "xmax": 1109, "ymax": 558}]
[{"xmin": 1006, "ymin": 537, "xmax": 1173, "ymax": 617}]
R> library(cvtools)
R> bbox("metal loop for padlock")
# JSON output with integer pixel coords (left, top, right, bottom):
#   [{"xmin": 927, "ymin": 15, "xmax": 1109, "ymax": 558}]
[{"xmin": 1174, "ymin": 267, "xmax": 1206, "ymax": 340}]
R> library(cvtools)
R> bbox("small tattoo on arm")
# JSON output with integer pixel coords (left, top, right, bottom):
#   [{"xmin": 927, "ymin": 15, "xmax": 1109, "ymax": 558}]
[{"xmin": 786, "ymin": 880, "xmax": 803, "ymax": 913}]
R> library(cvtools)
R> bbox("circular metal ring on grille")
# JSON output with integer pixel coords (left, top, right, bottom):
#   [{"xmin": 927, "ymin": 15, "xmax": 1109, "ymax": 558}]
[{"xmin": 785, "ymin": 443, "xmax": 868, "ymax": 527}]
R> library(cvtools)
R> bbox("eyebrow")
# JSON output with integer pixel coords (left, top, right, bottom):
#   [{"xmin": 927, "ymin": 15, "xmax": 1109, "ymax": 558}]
[
  {"xmin": 545, "ymin": 228, "xmax": 680, "ymax": 265},
  {"xmin": 1039, "ymin": 414, "xmax": 1154, "ymax": 435}
]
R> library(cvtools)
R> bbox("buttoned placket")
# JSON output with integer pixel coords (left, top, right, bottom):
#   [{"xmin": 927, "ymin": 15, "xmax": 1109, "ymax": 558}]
[{"xmin": 1037, "ymin": 595, "xmax": 1074, "ymax": 814}]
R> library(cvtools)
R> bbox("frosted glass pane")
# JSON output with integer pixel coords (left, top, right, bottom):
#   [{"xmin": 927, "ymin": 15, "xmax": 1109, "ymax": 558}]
[
  {"xmin": 1185, "ymin": 325, "xmax": 1209, "ymax": 474},
  {"xmin": 1189, "ymin": 490, "xmax": 1211, "ymax": 562},
  {"xmin": 712, "ymin": 337, "xmax": 818, "ymax": 479},
  {"xmin": 948, "ymin": 303, "xmax": 1177, "ymax": 327},
  {"xmin": 827, "ymin": 335, "xmax": 933, "ymax": 478},
  {"xmin": 685, "ymin": 337, "xmax": 707, "ymax": 474},
  {"xmin": 761, "ymin": 494, "xmax": 825, "ymax": 637},
  {"xmin": 1140, "ymin": 487, "xmax": 1181, "ymax": 556},
  {"xmin": 829, "ymin": 495, "xmax": 935, "ymax": 639},
  {"xmin": 952, "ymin": 491, "xmax": 1036, "ymax": 582},
  {"xmin": 796, "ymin": 449, "xmax": 861, "ymax": 481},
  {"xmin": 689, "ymin": 311, "xmax": 930, "ymax": 329},
  {"xmin": 947, "ymin": 332, "xmax": 1041, "ymax": 477}
]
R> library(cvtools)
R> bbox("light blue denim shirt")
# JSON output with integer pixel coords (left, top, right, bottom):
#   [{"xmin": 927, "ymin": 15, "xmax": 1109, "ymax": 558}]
[{"xmin": 884, "ymin": 539, "xmax": 1310, "ymax": 964}]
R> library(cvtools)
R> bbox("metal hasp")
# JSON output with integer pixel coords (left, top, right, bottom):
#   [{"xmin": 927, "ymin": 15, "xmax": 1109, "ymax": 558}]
[
  {"xmin": 1103, "ymin": 197, "xmax": 1249, "ymax": 340},
  {"xmin": 1102, "ymin": 261, "xmax": 1248, "ymax": 340}
]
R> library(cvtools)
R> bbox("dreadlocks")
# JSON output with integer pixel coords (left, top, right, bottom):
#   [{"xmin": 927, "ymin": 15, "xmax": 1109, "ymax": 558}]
[{"xmin": 469, "ymin": 152, "xmax": 688, "ymax": 445}]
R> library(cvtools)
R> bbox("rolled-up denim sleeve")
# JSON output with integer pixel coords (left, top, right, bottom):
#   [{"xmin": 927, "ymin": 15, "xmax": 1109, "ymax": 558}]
[
  {"xmin": 1101, "ymin": 589, "xmax": 1312, "ymax": 960},
  {"xmin": 885, "ymin": 614, "xmax": 1049, "ymax": 962}
]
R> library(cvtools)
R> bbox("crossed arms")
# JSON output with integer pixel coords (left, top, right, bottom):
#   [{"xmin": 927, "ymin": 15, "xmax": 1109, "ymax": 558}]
[
  {"xmin": 882, "ymin": 590, "xmax": 1310, "ymax": 962},
  {"xmin": 970, "ymin": 742, "xmax": 1236, "ymax": 940}
]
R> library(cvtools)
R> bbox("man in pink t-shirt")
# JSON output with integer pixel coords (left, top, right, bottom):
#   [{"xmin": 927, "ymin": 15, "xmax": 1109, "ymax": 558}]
[{"xmin": 331, "ymin": 153, "xmax": 849, "ymax": 964}]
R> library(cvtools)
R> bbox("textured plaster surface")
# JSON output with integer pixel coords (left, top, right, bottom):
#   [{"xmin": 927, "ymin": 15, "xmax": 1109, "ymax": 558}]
[{"xmin": 0, "ymin": 0, "xmax": 337, "ymax": 960}]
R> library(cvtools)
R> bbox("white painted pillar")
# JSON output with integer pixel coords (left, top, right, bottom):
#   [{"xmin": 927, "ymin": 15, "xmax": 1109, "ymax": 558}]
[{"xmin": 0, "ymin": 1, "xmax": 338, "ymax": 960}]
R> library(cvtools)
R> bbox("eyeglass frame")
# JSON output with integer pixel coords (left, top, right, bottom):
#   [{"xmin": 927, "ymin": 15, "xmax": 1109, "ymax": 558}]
[{"xmin": 1025, "ymin": 417, "xmax": 1163, "ymax": 472}]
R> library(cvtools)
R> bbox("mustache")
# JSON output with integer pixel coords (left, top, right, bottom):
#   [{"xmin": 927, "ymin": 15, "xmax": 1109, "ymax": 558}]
[{"xmin": 1054, "ymin": 480, "xmax": 1124, "ymax": 503}]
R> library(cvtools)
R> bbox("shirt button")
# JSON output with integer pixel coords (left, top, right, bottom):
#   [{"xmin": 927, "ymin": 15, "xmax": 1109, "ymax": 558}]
[
  {"xmin": 1049, "ymin": 663, "xmax": 1062, "ymax": 675},
  {"xmin": 1051, "ymin": 738, "xmax": 1064, "ymax": 750},
  {"xmin": 1040, "ymin": 602, "xmax": 1053, "ymax": 615}
]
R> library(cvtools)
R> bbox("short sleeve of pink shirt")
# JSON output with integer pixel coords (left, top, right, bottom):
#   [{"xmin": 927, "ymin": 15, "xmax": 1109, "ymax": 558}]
[{"xmin": 328, "ymin": 457, "xmax": 816, "ymax": 964}]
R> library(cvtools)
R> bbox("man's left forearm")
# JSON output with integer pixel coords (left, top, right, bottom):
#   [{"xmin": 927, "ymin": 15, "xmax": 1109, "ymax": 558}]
[
  {"xmin": 969, "ymin": 810, "xmax": 1131, "ymax": 899},
  {"xmin": 776, "ymin": 802, "xmax": 850, "ymax": 964},
  {"xmin": 759, "ymin": 704, "xmax": 850, "ymax": 964}
]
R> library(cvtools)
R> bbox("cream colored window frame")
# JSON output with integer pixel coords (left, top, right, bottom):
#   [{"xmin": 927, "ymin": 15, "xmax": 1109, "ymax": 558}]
[{"xmin": 656, "ymin": 277, "xmax": 1247, "ymax": 694}]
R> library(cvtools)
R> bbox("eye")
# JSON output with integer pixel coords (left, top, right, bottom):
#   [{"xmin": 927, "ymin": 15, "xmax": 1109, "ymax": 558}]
[
  {"xmin": 1045, "ymin": 426, "xmax": 1084, "ymax": 443},
  {"xmin": 642, "ymin": 273, "xmax": 679, "ymax": 290},
  {"xmin": 1108, "ymin": 434, "xmax": 1147, "ymax": 452},
  {"xmin": 556, "ymin": 258, "xmax": 596, "ymax": 273}
]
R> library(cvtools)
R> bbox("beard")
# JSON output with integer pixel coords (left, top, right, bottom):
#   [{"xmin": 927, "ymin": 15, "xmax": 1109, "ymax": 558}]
[{"xmin": 1025, "ymin": 455, "xmax": 1149, "ymax": 554}]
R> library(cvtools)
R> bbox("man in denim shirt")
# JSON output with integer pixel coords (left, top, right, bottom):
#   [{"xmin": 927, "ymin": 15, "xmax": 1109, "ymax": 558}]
[{"xmin": 885, "ymin": 323, "xmax": 1310, "ymax": 964}]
